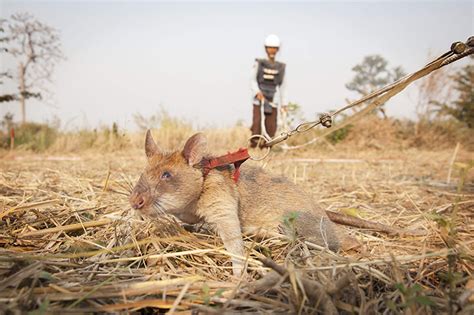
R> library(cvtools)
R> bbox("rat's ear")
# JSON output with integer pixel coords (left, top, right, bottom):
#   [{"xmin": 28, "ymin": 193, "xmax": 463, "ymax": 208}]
[
  {"xmin": 145, "ymin": 130, "xmax": 160, "ymax": 158},
  {"xmin": 183, "ymin": 133, "xmax": 207, "ymax": 166}
]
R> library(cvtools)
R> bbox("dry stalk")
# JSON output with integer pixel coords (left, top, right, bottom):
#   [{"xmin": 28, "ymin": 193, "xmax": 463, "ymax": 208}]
[{"xmin": 0, "ymin": 148, "xmax": 472, "ymax": 313}]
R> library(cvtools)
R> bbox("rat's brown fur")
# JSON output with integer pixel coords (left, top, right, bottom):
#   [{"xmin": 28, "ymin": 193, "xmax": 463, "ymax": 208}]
[{"xmin": 130, "ymin": 131, "xmax": 341, "ymax": 276}]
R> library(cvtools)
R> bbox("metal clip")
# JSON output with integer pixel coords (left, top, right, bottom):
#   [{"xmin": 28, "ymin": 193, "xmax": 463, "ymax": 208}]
[
  {"xmin": 319, "ymin": 113, "xmax": 332, "ymax": 128},
  {"xmin": 467, "ymin": 36, "xmax": 474, "ymax": 48},
  {"xmin": 451, "ymin": 41, "xmax": 467, "ymax": 54},
  {"xmin": 263, "ymin": 132, "xmax": 289, "ymax": 147}
]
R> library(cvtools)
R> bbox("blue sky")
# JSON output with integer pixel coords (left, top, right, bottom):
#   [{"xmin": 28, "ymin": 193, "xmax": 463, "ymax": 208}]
[{"xmin": 1, "ymin": 1, "xmax": 472, "ymax": 130}]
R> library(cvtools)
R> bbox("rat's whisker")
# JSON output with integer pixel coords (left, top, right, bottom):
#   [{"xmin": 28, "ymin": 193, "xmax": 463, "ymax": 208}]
[
  {"xmin": 119, "ymin": 173, "xmax": 134, "ymax": 192},
  {"xmin": 152, "ymin": 200, "xmax": 167, "ymax": 216},
  {"xmin": 158, "ymin": 198, "xmax": 178, "ymax": 210}
]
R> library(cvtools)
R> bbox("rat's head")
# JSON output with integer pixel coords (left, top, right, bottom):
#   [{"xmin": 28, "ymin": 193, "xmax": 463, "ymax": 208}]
[{"xmin": 129, "ymin": 130, "xmax": 207, "ymax": 218}]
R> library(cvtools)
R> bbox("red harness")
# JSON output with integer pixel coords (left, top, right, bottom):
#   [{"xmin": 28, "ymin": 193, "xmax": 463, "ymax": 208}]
[{"xmin": 200, "ymin": 148, "xmax": 250, "ymax": 183}]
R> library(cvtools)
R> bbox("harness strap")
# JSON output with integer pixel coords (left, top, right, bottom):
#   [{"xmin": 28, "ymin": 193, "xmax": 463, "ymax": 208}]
[{"xmin": 200, "ymin": 148, "xmax": 250, "ymax": 183}]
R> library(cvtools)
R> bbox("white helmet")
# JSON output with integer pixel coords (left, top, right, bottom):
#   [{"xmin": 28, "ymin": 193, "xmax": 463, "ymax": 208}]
[{"xmin": 264, "ymin": 34, "xmax": 280, "ymax": 48}]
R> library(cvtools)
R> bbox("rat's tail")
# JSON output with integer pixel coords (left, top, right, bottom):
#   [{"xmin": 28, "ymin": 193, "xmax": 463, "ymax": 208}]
[{"xmin": 325, "ymin": 211, "xmax": 426, "ymax": 237}]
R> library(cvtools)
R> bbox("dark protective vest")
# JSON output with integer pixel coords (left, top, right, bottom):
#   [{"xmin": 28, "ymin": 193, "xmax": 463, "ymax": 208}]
[{"xmin": 256, "ymin": 58, "xmax": 286, "ymax": 102}]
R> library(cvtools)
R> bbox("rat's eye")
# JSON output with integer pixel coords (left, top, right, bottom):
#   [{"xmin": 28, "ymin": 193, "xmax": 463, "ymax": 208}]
[{"xmin": 161, "ymin": 171, "xmax": 172, "ymax": 179}]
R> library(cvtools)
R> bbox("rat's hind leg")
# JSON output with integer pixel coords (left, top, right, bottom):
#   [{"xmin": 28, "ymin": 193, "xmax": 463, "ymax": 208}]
[{"xmin": 281, "ymin": 211, "xmax": 341, "ymax": 251}]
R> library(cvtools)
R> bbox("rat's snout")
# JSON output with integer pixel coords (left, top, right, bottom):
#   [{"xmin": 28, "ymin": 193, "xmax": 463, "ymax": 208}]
[
  {"xmin": 131, "ymin": 195, "xmax": 145, "ymax": 209},
  {"xmin": 129, "ymin": 191, "xmax": 150, "ymax": 210},
  {"xmin": 130, "ymin": 174, "xmax": 152, "ymax": 211}
]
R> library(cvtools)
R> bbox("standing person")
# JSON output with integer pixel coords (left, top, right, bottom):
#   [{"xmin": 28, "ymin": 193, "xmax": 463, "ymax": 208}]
[{"xmin": 250, "ymin": 34, "xmax": 288, "ymax": 148}]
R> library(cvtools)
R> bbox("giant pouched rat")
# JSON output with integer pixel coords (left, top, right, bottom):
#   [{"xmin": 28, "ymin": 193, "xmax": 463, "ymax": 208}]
[{"xmin": 129, "ymin": 131, "xmax": 342, "ymax": 276}]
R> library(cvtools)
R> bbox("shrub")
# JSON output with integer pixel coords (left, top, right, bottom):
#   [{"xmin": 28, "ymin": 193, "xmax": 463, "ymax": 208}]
[
  {"xmin": 10, "ymin": 122, "xmax": 58, "ymax": 151},
  {"xmin": 325, "ymin": 124, "xmax": 353, "ymax": 144},
  {"xmin": 431, "ymin": 55, "xmax": 474, "ymax": 128}
]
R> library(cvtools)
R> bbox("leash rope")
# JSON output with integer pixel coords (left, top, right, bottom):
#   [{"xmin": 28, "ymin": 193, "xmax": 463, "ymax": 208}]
[
  {"xmin": 250, "ymin": 38, "xmax": 474, "ymax": 154},
  {"xmin": 259, "ymin": 99, "xmax": 272, "ymax": 140}
]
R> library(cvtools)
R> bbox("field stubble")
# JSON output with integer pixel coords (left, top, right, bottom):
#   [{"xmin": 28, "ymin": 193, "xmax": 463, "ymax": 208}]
[{"xmin": 0, "ymin": 144, "xmax": 473, "ymax": 314}]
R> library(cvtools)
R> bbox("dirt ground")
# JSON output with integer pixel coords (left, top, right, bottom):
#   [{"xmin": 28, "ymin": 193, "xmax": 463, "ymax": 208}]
[{"xmin": 0, "ymin": 147, "xmax": 473, "ymax": 314}]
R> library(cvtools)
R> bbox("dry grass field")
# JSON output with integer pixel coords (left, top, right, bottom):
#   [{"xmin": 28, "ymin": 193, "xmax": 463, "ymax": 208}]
[{"xmin": 0, "ymin": 125, "xmax": 473, "ymax": 314}]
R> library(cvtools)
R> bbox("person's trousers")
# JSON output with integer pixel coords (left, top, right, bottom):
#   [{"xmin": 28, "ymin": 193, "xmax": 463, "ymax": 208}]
[{"xmin": 250, "ymin": 104, "xmax": 278, "ymax": 148}]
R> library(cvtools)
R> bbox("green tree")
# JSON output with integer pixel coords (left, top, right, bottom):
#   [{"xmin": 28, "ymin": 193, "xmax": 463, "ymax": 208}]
[
  {"xmin": 346, "ymin": 55, "xmax": 405, "ymax": 118},
  {"xmin": 431, "ymin": 55, "xmax": 474, "ymax": 128}
]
